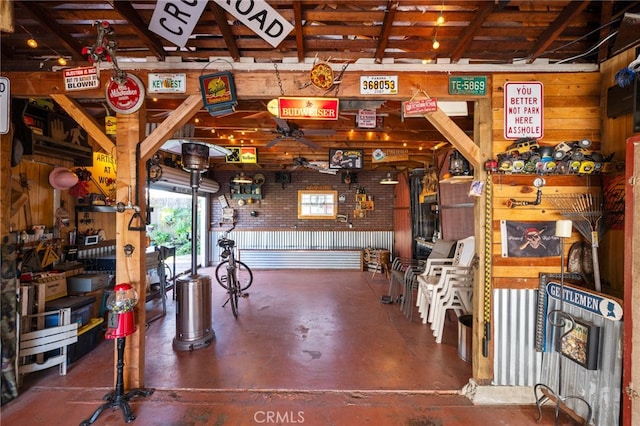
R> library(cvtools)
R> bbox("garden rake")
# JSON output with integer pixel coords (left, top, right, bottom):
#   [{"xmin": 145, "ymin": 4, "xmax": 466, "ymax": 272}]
[{"xmin": 546, "ymin": 192, "xmax": 605, "ymax": 292}]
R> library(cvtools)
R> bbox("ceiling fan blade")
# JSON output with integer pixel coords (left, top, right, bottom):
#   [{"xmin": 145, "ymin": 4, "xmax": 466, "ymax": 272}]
[
  {"xmin": 297, "ymin": 137, "xmax": 320, "ymax": 150},
  {"xmin": 265, "ymin": 137, "xmax": 282, "ymax": 149},
  {"xmin": 243, "ymin": 111, "xmax": 271, "ymax": 120},
  {"xmin": 272, "ymin": 117, "xmax": 290, "ymax": 132},
  {"xmin": 302, "ymin": 128, "xmax": 336, "ymax": 136}
]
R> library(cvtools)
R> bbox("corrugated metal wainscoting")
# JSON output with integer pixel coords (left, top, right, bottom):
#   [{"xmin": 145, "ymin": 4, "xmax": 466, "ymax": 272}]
[
  {"xmin": 538, "ymin": 292, "xmax": 623, "ymax": 426},
  {"xmin": 493, "ymin": 289, "xmax": 542, "ymax": 386},
  {"xmin": 211, "ymin": 230, "xmax": 393, "ymax": 270}
]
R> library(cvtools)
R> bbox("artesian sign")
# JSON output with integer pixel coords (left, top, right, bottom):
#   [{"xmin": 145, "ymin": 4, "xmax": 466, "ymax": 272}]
[
  {"xmin": 63, "ymin": 67, "xmax": 100, "ymax": 91},
  {"xmin": 148, "ymin": 0, "xmax": 208, "ymax": 48},
  {"xmin": 214, "ymin": 0, "xmax": 294, "ymax": 48},
  {"xmin": 278, "ymin": 97, "xmax": 339, "ymax": 120}
]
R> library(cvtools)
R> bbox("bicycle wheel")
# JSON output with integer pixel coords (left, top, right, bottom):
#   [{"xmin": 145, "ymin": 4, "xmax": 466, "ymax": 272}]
[
  {"xmin": 215, "ymin": 260, "xmax": 253, "ymax": 291},
  {"xmin": 228, "ymin": 272, "xmax": 239, "ymax": 318}
]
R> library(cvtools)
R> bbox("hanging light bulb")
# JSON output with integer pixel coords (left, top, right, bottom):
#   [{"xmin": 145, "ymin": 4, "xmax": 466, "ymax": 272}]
[
  {"xmin": 432, "ymin": 38, "xmax": 440, "ymax": 50},
  {"xmin": 57, "ymin": 57, "xmax": 68, "ymax": 66},
  {"xmin": 27, "ymin": 38, "xmax": 38, "ymax": 48},
  {"xmin": 436, "ymin": 12, "xmax": 445, "ymax": 25}
]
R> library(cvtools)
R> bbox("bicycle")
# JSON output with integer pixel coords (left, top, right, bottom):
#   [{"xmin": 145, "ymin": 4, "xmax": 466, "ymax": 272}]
[{"xmin": 215, "ymin": 225, "xmax": 253, "ymax": 318}]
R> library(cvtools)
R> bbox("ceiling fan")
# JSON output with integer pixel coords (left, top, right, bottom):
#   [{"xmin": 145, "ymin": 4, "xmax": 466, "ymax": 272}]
[
  {"xmin": 265, "ymin": 117, "xmax": 335, "ymax": 150},
  {"xmin": 287, "ymin": 156, "xmax": 337, "ymax": 174}
]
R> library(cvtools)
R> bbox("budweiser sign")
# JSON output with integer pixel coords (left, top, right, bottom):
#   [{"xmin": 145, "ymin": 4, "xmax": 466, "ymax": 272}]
[{"xmin": 278, "ymin": 97, "xmax": 339, "ymax": 120}]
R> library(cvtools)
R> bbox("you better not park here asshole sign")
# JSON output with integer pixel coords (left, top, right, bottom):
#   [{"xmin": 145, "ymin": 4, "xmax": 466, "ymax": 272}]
[{"xmin": 504, "ymin": 81, "xmax": 544, "ymax": 140}]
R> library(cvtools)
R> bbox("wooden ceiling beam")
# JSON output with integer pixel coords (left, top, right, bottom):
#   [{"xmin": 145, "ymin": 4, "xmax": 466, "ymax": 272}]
[
  {"xmin": 525, "ymin": 1, "xmax": 591, "ymax": 64},
  {"xmin": 208, "ymin": 2, "xmax": 240, "ymax": 62},
  {"xmin": 108, "ymin": 0, "xmax": 166, "ymax": 60},
  {"xmin": 449, "ymin": 2, "xmax": 497, "ymax": 64},
  {"xmin": 49, "ymin": 94, "xmax": 115, "ymax": 154},
  {"xmin": 374, "ymin": 1, "xmax": 398, "ymax": 64},
  {"xmin": 293, "ymin": 1, "xmax": 305, "ymax": 62},
  {"xmin": 16, "ymin": 1, "xmax": 85, "ymax": 62}
]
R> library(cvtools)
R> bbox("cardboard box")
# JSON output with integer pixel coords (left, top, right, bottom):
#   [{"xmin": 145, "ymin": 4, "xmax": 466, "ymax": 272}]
[
  {"xmin": 33, "ymin": 274, "xmax": 68, "ymax": 301},
  {"xmin": 67, "ymin": 274, "xmax": 109, "ymax": 293}
]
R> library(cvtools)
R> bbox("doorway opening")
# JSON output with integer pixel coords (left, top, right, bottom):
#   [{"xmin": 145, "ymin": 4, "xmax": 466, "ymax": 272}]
[{"xmin": 147, "ymin": 188, "xmax": 208, "ymax": 277}]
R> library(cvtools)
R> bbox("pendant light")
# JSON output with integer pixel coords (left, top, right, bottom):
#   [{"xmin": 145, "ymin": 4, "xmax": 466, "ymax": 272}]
[{"xmin": 380, "ymin": 173, "xmax": 399, "ymax": 185}]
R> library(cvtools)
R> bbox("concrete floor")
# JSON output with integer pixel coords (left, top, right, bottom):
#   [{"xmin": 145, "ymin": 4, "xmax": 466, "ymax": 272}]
[{"xmin": 3, "ymin": 269, "xmax": 580, "ymax": 425}]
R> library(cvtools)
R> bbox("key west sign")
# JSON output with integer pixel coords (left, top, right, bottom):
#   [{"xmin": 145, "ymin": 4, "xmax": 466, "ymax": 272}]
[{"xmin": 150, "ymin": 0, "xmax": 293, "ymax": 48}]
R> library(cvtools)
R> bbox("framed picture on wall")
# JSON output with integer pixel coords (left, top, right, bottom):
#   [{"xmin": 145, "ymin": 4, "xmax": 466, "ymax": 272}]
[{"xmin": 556, "ymin": 317, "xmax": 601, "ymax": 370}]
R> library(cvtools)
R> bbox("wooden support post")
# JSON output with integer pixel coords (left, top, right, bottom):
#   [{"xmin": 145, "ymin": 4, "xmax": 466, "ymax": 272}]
[{"xmin": 114, "ymin": 105, "xmax": 147, "ymax": 389}]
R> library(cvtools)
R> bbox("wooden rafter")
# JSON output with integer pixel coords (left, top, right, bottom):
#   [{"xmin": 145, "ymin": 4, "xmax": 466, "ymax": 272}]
[
  {"xmin": 208, "ymin": 2, "xmax": 240, "ymax": 62},
  {"xmin": 108, "ymin": 0, "xmax": 166, "ymax": 60},
  {"xmin": 374, "ymin": 1, "xmax": 398, "ymax": 64},
  {"xmin": 449, "ymin": 2, "xmax": 497, "ymax": 64},
  {"xmin": 16, "ymin": 1, "xmax": 85, "ymax": 62},
  {"xmin": 526, "ymin": 1, "xmax": 591, "ymax": 64},
  {"xmin": 293, "ymin": 1, "xmax": 305, "ymax": 62}
]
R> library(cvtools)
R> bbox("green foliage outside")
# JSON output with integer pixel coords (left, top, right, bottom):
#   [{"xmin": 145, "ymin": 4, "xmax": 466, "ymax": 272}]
[{"xmin": 149, "ymin": 206, "xmax": 199, "ymax": 256}]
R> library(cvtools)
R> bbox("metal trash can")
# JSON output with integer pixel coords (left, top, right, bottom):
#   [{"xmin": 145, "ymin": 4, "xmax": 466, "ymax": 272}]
[
  {"xmin": 458, "ymin": 314, "xmax": 473, "ymax": 363},
  {"xmin": 173, "ymin": 274, "xmax": 215, "ymax": 351}
]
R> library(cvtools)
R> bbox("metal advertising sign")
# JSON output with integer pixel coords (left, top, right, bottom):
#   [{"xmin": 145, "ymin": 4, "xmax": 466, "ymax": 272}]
[
  {"xmin": 63, "ymin": 67, "xmax": 100, "ymax": 91},
  {"xmin": 403, "ymin": 98, "xmax": 438, "ymax": 116},
  {"xmin": 105, "ymin": 74, "xmax": 145, "ymax": 114},
  {"xmin": 278, "ymin": 97, "xmax": 339, "ymax": 120}
]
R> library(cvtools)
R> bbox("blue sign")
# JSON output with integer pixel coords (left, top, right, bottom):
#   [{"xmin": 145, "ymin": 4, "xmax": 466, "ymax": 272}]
[{"xmin": 546, "ymin": 282, "xmax": 623, "ymax": 321}]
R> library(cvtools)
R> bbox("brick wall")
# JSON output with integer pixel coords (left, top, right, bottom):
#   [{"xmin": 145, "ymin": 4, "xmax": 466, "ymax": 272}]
[{"xmin": 209, "ymin": 170, "xmax": 395, "ymax": 231}]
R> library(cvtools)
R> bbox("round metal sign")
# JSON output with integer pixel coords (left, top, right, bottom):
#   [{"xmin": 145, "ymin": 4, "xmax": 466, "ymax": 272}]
[{"xmin": 105, "ymin": 73, "xmax": 145, "ymax": 114}]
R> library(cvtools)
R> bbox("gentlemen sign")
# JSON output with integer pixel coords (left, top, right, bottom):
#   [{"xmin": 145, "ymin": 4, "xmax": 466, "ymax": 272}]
[
  {"xmin": 504, "ymin": 81, "xmax": 544, "ymax": 139},
  {"xmin": 214, "ymin": 0, "xmax": 294, "ymax": 48}
]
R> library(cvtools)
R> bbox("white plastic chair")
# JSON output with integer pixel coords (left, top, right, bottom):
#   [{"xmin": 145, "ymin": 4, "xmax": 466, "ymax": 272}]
[
  {"xmin": 429, "ymin": 271, "xmax": 474, "ymax": 343},
  {"xmin": 416, "ymin": 236, "xmax": 475, "ymax": 324}
]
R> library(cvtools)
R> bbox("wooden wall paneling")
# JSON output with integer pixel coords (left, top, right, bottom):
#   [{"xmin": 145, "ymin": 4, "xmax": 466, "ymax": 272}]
[
  {"xmin": 392, "ymin": 171, "xmax": 412, "ymax": 260},
  {"xmin": 598, "ymin": 47, "xmax": 639, "ymax": 299}
]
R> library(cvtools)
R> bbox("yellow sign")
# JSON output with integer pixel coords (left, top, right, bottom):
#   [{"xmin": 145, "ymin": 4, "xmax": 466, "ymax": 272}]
[{"xmin": 87, "ymin": 152, "xmax": 117, "ymax": 199}]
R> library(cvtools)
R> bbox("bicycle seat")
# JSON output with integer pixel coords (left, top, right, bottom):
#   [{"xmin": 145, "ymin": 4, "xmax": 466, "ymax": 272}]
[{"xmin": 218, "ymin": 239, "xmax": 235, "ymax": 248}]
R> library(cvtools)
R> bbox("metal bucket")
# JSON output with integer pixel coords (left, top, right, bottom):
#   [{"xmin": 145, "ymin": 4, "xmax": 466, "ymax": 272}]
[
  {"xmin": 458, "ymin": 314, "xmax": 473, "ymax": 363},
  {"xmin": 173, "ymin": 274, "xmax": 214, "ymax": 351}
]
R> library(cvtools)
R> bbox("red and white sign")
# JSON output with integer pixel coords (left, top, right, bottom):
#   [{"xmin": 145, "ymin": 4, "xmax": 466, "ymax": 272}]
[
  {"xmin": 357, "ymin": 109, "xmax": 377, "ymax": 128},
  {"xmin": 279, "ymin": 97, "xmax": 339, "ymax": 120},
  {"xmin": 63, "ymin": 67, "xmax": 100, "ymax": 91},
  {"xmin": 504, "ymin": 81, "xmax": 544, "ymax": 139},
  {"xmin": 403, "ymin": 98, "xmax": 438, "ymax": 116},
  {"xmin": 105, "ymin": 74, "xmax": 145, "ymax": 114}
]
